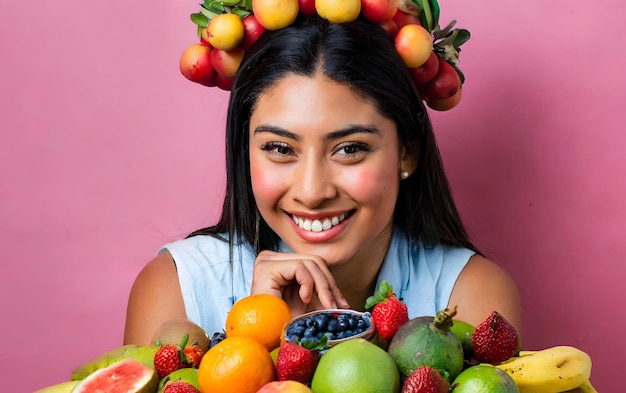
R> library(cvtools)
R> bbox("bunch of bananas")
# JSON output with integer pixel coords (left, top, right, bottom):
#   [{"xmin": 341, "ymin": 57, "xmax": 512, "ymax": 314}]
[{"xmin": 495, "ymin": 346, "xmax": 596, "ymax": 393}]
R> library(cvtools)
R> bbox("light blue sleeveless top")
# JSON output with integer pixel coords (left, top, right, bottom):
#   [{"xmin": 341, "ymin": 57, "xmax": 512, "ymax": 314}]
[{"xmin": 161, "ymin": 230, "xmax": 474, "ymax": 335}]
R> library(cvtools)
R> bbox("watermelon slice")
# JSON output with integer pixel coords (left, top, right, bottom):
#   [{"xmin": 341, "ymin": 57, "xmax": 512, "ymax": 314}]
[{"xmin": 72, "ymin": 357, "xmax": 158, "ymax": 393}]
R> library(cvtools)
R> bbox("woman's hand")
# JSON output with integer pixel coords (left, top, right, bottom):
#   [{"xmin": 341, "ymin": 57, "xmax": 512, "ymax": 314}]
[{"xmin": 251, "ymin": 250, "xmax": 350, "ymax": 315}]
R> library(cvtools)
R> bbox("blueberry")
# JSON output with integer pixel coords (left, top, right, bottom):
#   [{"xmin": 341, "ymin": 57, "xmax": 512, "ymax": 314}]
[
  {"xmin": 327, "ymin": 318, "xmax": 339, "ymax": 332},
  {"xmin": 304, "ymin": 326, "xmax": 317, "ymax": 338},
  {"xmin": 209, "ymin": 332, "xmax": 226, "ymax": 349},
  {"xmin": 357, "ymin": 318, "xmax": 367, "ymax": 330},
  {"xmin": 313, "ymin": 313, "xmax": 330, "ymax": 330}
]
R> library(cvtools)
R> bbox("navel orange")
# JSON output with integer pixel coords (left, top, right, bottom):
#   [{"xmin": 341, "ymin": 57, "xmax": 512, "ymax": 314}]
[
  {"xmin": 225, "ymin": 294, "xmax": 292, "ymax": 351},
  {"xmin": 198, "ymin": 336, "xmax": 276, "ymax": 393}
]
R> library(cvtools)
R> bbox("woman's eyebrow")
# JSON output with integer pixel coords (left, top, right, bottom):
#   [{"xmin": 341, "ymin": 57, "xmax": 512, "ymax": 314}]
[
  {"xmin": 324, "ymin": 125, "xmax": 380, "ymax": 141},
  {"xmin": 252, "ymin": 124, "xmax": 380, "ymax": 141},
  {"xmin": 253, "ymin": 125, "xmax": 300, "ymax": 141}
]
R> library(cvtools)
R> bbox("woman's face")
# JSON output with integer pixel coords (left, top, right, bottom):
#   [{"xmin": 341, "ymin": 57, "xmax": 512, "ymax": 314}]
[{"xmin": 249, "ymin": 73, "xmax": 412, "ymax": 266}]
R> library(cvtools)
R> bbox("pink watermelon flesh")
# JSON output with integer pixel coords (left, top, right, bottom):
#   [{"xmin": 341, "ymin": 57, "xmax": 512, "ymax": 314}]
[{"xmin": 72, "ymin": 357, "xmax": 158, "ymax": 393}]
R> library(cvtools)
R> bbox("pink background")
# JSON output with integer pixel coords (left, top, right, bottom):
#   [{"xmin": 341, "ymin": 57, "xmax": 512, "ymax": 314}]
[{"xmin": 1, "ymin": 0, "xmax": 623, "ymax": 391}]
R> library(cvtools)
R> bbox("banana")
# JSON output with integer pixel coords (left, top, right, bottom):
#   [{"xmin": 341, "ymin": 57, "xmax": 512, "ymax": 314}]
[
  {"xmin": 495, "ymin": 346, "xmax": 592, "ymax": 393},
  {"xmin": 562, "ymin": 379, "xmax": 598, "ymax": 393}
]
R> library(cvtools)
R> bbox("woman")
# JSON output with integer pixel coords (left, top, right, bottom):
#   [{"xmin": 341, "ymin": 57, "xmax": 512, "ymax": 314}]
[{"xmin": 124, "ymin": 15, "xmax": 520, "ymax": 344}]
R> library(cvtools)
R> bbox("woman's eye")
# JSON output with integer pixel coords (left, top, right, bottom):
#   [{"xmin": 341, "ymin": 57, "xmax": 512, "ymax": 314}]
[
  {"xmin": 260, "ymin": 142, "xmax": 294, "ymax": 156},
  {"xmin": 335, "ymin": 142, "xmax": 371, "ymax": 157}
]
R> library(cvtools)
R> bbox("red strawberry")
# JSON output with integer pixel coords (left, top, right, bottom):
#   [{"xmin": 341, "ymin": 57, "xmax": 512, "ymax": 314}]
[
  {"xmin": 276, "ymin": 337, "xmax": 327, "ymax": 385},
  {"xmin": 402, "ymin": 365, "xmax": 450, "ymax": 393},
  {"xmin": 183, "ymin": 345, "xmax": 204, "ymax": 368},
  {"xmin": 364, "ymin": 280, "xmax": 409, "ymax": 341},
  {"xmin": 154, "ymin": 344, "xmax": 186, "ymax": 379},
  {"xmin": 154, "ymin": 333, "xmax": 197, "ymax": 378},
  {"xmin": 472, "ymin": 311, "xmax": 520, "ymax": 365},
  {"xmin": 163, "ymin": 381, "xmax": 201, "ymax": 393}
]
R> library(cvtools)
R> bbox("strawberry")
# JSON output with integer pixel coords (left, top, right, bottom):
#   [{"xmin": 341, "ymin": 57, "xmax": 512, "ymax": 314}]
[
  {"xmin": 154, "ymin": 344, "xmax": 186, "ymax": 379},
  {"xmin": 472, "ymin": 311, "xmax": 520, "ymax": 365},
  {"xmin": 402, "ymin": 365, "xmax": 450, "ymax": 393},
  {"xmin": 154, "ymin": 333, "xmax": 200, "ymax": 378},
  {"xmin": 364, "ymin": 280, "xmax": 409, "ymax": 341},
  {"xmin": 163, "ymin": 381, "xmax": 201, "ymax": 393},
  {"xmin": 183, "ymin": 345, "xmax": 204, "ymax": 368},
  {"xmin": 276, "ymin": 336, "xmax": 327, "ymax": 385}
]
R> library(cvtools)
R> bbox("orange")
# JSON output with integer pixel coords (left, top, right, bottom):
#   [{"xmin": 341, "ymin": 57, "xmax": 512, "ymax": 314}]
[
  {"xmin": 197, "ymin": 336, "xmax": 276, "ymax": 393},
  {"xmin": 225, "ymin": 294, "xmax": 292, "ymax": 351}
]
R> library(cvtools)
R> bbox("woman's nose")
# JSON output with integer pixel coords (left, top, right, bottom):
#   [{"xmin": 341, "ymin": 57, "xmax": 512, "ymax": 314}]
[{"xmin": 291, "ymin": 157, "xmax": 337, "ymax": 208}]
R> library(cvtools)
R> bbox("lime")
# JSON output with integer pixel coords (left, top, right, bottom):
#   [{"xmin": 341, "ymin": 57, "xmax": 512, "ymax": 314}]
[
  {"xmin": 450, "ymin": 319, "xmax": 475, "ymax": 359},
  {"xmin": 311, "ymin": 338, "xmax": 400, "ymax": 393},
  {"xmin": 451, "ymin": 364, "xmax": 519, "ymax": 392}
]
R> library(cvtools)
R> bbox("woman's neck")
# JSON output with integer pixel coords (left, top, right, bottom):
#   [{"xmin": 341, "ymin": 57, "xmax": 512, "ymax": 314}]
[{"xmin": 329, "ymin": 226, "xmax": 395, "ymax": 311}]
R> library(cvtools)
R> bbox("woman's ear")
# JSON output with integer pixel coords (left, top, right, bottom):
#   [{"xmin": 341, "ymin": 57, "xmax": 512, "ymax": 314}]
[{"xmin": 399, "ymin": 142, "xmax": 419, "ymax": 178}]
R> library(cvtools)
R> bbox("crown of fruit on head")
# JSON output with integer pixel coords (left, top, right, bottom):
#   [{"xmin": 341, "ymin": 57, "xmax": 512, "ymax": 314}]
[{"xmin": 180, "ymin": 0, "xmax": 471, "ymax": 111}]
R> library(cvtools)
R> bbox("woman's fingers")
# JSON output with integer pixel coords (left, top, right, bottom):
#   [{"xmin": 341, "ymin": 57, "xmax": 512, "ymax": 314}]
[{"xmin": 251, "ymin": 251, "xmax": 349, "ymax": 312}]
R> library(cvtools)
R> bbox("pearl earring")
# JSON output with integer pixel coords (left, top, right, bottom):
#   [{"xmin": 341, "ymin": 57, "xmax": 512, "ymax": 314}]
[{"xmin": 400, "ymin": 170, "xmax": 409, "ymax": 179}]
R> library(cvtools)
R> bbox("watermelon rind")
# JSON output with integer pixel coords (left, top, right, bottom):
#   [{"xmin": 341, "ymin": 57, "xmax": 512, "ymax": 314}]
[{"xmin": 71, "ymin": 357, "xmax": 158, "ymax": 393}]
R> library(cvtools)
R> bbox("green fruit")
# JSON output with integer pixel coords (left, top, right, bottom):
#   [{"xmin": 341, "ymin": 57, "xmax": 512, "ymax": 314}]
[
  {"xmin": 451, "ymin": 364, "xmax": 519, "ymax": 392},
  {"xmin": 311, "ymin": 338, "xmax": 400, "ymax": 393},
  {"xmin": 270, "ymin": 346, "xmax": 280, "ymax": 364},
  {"xmin": 450, "ymin": 319, "xmax": 475, "ymax": 360},
  {"xmin": 388, "ymin": 308, "xmax": 464, "ymax": 383},
  {"xmin": 71, "ymin": 344, "xmax": 159, "ymax": 380},
  {"xmin": 33, "ymin": 380, "xmax": 79, "ymax": 393},
  {"xmin": 158, "ymin": 368, "xmax": 200, "ymax": 392},
  {"xmin": 72, "ymin": 358, "xmax": 158, "ymax": 393}
]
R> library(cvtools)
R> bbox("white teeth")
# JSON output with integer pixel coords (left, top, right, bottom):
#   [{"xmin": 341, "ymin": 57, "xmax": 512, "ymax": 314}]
[{"xmin": 292, "ymin": 213, "xmax": 347, "ymax": 232}]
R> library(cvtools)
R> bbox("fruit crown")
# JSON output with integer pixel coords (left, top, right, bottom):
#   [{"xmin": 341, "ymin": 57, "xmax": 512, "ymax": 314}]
[{"xmin": 181, "ymin": 0, "xmax": 471, "ymax": 111}]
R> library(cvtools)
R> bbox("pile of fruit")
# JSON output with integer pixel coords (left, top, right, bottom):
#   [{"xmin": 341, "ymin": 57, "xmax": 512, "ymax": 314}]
[
  {"xmin": 35, "ymin": 282, "xmax": 597, "ymax": 393},
  {"xmin": 179, "ymin": 0, "xmax": 470, "ymax": 111}
]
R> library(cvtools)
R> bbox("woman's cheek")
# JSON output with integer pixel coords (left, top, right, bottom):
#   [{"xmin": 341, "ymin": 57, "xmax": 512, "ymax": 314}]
[
  {"xmin": 342, "ymin": 166, "xmax": 399, "ymax": 203},
  {"xmin": 250, "ymin": 165, "xmax": 286, "ymax": 204}
]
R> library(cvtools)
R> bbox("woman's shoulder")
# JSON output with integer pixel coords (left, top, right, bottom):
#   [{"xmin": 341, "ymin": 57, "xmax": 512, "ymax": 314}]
[{"xmin": 160, "ymin": 233, "xmax": 256, "ymax": 267}]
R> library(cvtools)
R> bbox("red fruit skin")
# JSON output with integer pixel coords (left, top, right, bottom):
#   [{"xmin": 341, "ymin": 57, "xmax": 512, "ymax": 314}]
[
  {"xmin": 154, "ymin": 345, "xmax": 186, "ymax": 379},
  {"xmin": 379, "ymin": 19, "xmax": 399, "ymax": 39},
  {"xmin": 276, "ymin": 341, "xmax": 320, "ymax": 385},
  {"xmin": 241, "ymin": 14, "xmax": 266, "ymax": 50},
  {"xmin": 410, "ymin": 51, "xmax": 439, "ymax": 85},
  {"xmin": 372, "ymin": 296, "xmax": 409, "ymax": 341},
  {"xmin": 163, "ymin": 381, "xmax": 201, "ymax": 393},
  {"xmin": 298, "ymin": 0, "xmax": 317, "ymax": 15},
  {"xmin": 361, "ymin": 0, "xmax": 401, "ymax": 24},
  {"xmin": 421, "ymin": 57, "xmax": 461, "ymax": 100},
  {"xmin": 425, "ymin": 88, "xmax": 462, "ymax": 111},
  {"xmin": 402, "ymin": 365, "xmax": 449, "ymax": 393},
  {"xmin": 183, "ymin": 345, "xmax": 204, "ymax": 368},
  {"xmin": 179, "ymin": 44, "xmax": 215, "ymax": 87},
  {"xmin": 472, "ymin": 311, "xmax": 521, "ymax": 365},
  {"xmin": 215, "ymin": 73, "xmax": 234, "ymax": 91},
  {"xmin": 210, "ymin": 47, "xmax": 245, "ymax": 78},
  {"xmin": 392, "ymin": 8, "xmax": 421, "ymax": 29}
]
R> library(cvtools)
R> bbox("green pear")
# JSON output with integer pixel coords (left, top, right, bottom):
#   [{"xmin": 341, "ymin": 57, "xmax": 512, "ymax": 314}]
[{"xmin": 71, "ymin": 344, "xmax": 159, "ymax": 380}]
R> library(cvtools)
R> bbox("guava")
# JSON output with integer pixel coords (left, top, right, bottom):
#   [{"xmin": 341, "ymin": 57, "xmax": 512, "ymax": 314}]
[{"xmin": 387, "ymin": 308, "xmax": 464, "ymax": 383}]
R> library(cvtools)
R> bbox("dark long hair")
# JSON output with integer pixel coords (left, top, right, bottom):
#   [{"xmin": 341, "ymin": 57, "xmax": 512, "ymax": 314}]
[{"xmin": 189, "ymin": 15, "xmax": 477, "ymax": 254}]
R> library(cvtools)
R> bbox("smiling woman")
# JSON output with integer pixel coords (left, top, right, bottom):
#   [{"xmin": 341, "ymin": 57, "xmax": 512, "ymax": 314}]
[{"xmin": 123, "ymin": 15, "xmax": 520, "ymax": 345}]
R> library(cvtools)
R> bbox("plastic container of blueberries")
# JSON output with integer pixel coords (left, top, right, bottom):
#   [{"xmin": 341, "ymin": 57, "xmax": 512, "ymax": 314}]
[{"xmin": 283, "ymin": 309, "xmax": 378, "ymax": 349}]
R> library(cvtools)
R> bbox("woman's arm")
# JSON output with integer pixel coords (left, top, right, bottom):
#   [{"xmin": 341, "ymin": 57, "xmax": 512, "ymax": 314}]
[
  {"xmin": 448, "ymin": 254, "xmax": 522, "ymax": 332},
  {"xmin": 123, "ymin": 252, "xmax": 187, "ymax": 345}
]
